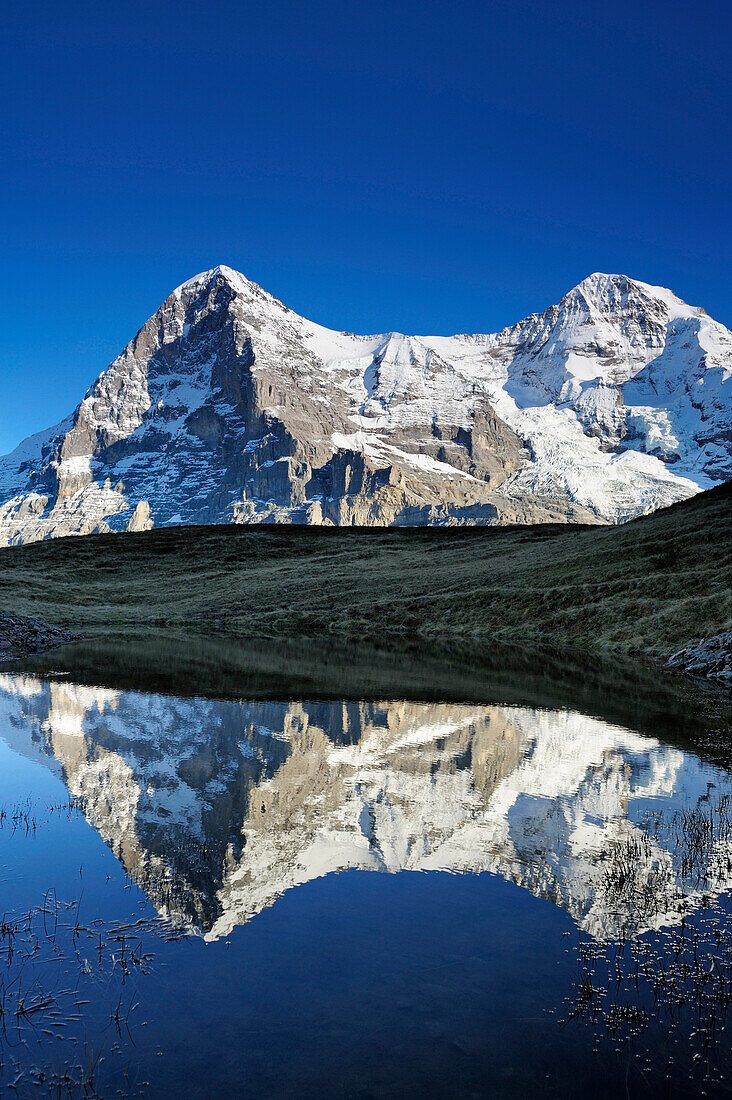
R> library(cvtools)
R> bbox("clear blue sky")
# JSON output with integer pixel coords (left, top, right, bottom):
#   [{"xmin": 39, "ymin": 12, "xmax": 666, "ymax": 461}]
[{"xmin": 2, "ymin": 0, "xmax": 730, "ymax": 455}]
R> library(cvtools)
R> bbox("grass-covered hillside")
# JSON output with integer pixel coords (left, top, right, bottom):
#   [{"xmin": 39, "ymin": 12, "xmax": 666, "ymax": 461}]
[{"xmin": 0, "ymin": 482, "xmax": 729, "ymax": 661}]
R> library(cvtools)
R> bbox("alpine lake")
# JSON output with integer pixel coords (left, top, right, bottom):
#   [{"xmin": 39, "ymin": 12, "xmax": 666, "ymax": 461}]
[{"xmin": 0, "ymin": 634, "xmax": 730, "ymax": 1098}]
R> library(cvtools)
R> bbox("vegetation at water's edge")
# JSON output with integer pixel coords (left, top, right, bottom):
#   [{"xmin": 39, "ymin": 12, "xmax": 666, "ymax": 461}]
[{"xmin": 0, "ymin": 482, "xmax": 729, "ymax": 662}]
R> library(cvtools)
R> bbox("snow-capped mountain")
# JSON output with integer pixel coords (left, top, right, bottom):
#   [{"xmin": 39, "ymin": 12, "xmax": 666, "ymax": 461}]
[
  {"xmin": 1, "ymin": 673, "xmax": 730, "ymax": 941},
  {"xmin": 0, "ymin": 267, "xmax": 729, "ymax": 543}
]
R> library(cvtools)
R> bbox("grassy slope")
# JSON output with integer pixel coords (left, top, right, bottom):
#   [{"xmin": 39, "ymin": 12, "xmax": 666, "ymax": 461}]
[{"xmin": 0, "ymin": 482, "xmax": 729, "ymax": 659}]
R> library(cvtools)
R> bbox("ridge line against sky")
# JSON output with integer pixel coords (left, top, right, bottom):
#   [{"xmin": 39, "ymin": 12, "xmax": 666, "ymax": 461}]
[{"xmin": 1, "ymin": 0, "xmax": 730, "ymax": 455}]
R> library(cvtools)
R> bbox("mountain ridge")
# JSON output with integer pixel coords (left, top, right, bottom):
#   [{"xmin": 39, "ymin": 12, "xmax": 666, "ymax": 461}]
[{"xmin": 0, "ymin": 267, "xmax": 729, "ymax": 544}]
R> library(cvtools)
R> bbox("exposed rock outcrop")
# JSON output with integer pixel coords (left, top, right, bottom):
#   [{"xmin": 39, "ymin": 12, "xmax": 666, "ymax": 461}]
[{"xmin": 127, "ymin": 499, "xmax": 154, "ymax": 532}]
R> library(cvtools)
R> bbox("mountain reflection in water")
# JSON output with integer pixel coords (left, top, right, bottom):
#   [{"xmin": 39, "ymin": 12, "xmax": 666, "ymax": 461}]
[{"xmin": 1, "ymin": 673, "xmax": 729, "ymax": 944}]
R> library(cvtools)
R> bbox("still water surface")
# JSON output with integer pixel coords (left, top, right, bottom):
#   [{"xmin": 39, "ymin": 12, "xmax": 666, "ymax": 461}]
[{"xmin": 0, "ymin": 670, "xmax": 730, "ymax": 1097}]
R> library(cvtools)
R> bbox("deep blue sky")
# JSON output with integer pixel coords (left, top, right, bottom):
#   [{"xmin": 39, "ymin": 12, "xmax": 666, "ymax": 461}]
[{"xmin": 2, "ymin": 0, "xmax": 730, "ymax": 454}]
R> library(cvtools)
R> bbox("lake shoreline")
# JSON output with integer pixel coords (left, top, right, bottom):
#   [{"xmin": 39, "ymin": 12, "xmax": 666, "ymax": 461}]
[{"xmin": 5, "ymin": 614, "xmax": 731, "ymax": 700}]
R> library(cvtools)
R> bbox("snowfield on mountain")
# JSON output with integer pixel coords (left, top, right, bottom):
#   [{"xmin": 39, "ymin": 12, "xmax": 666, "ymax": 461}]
[{"xmin": 0, "ymin": 266, "xmax": 729, "ymax": 544}]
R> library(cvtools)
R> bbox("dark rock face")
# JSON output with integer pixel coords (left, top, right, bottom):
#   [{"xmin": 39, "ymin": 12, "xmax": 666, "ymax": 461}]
[{"xmin": 0, "ymin": 267, "xmax": 729, "ymax": 544}]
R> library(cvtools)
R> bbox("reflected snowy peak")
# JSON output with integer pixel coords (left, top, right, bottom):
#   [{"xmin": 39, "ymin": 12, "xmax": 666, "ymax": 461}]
[{"xmin": 0, "ymin": 675, "xmax": 729, "ymax": 941}]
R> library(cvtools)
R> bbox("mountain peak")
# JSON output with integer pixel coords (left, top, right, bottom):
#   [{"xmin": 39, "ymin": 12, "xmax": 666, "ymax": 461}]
[
  {"xmin": 571, "ymin": 271, "xmax": 648, "ymax": 300},
  {"xmin": 176, "ymin": 264, "xmax": 251, "ymax": 295},
  {"xmin": 567, "ymin": 272, "xmax": 698, "ymax": 320},
  {"xmin": 171, "ymin": 265, "xmax": 291, "ymax": 322},
  {"xmin": 0, "ymin": 266, "xmax": 729, "ymax": 544}
]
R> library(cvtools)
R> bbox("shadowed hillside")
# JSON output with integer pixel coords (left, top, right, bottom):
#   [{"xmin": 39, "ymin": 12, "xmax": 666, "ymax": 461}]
[{"xmin": 0, "ymin": 483, "xmax": 729, "ymax": 664}]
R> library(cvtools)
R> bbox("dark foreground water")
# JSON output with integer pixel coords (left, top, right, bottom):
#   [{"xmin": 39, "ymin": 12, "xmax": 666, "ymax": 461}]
[{"xmin": 0, "ymin": 656, "xmax": 731, "ymax": 1098}]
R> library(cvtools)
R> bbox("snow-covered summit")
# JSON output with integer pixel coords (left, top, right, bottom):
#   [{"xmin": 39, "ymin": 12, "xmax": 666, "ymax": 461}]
[
  {"xmin": 559, "ymin": 271, "xmax": 701, "ymax": 319},
  {"xmin": 0, "ymin": 268, "xmax": 729, "ymax": 542}
]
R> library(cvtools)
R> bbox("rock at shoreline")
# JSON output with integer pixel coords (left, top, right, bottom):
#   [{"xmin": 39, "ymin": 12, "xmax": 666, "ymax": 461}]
[
  {"xmin": 667, "ymin": 632, "xmax": 732, "ymax": 686},
  {"xmin": 0, "ymin": 613, "xmax": 79, "ymax": 661}
]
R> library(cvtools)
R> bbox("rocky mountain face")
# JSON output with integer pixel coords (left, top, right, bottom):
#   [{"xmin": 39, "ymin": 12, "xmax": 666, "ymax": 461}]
[
  {"xmin": 1, "ymin": 674, "xmax": 730, "ymax": 941},
  {"xmin": 0, "ymin": 267, "xmax": 729, "ymax": 543}
]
